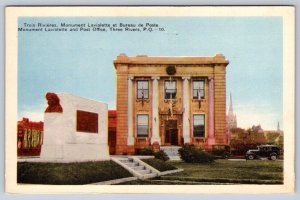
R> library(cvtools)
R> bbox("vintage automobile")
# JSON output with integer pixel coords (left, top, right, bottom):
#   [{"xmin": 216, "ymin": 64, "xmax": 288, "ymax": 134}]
[{"xmin": 245, "ymin": 145, "xmax": 281, "ymax": 160}]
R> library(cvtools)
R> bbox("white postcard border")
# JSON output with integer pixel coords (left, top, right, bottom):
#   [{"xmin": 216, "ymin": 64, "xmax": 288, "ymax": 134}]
[{"xmin": 5, "ymin": 6, "xmax": 295, "ymax": 194}]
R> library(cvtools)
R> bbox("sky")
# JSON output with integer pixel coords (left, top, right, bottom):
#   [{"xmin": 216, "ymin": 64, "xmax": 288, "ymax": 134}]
[{"xmin": 18, "ymin": 17, "xmax": 283, "ymax": 130}]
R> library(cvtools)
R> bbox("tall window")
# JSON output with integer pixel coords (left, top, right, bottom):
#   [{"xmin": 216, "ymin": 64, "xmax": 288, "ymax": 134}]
[
  {"xmin": 164, "ymin": 80, "xmax": 176, "ymax": 99},
  {"xmin": 137, "ymin": 114, "xmax": 149, "ymax": 137},
  {"xmin": 137, "ymin": 80, "xmax": 149, "ymax": 99},
  {"xmin": 193, "ymin": 114, "xmax": 205, "ymax": 137},
  {"xmin": 193, "ymin": 80, "xmax": 205, "ymax": 99}
]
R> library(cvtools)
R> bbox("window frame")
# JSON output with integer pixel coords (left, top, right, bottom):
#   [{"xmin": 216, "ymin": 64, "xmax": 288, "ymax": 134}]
[
  {"xmin": 136, "ymin": 114, "xmax": 149, "ymax": 137},
  {"xmin": 193, "ymin": 114, "xmax": 205, "ymax": 137},
  {"xmin": 164, "ymin": 80, "xmax": 177, "ymax": 100},
  {"xmin": 136, "ymin": 80, "xmax": 149, "ymax": 99},
  {"xmin": 192, "ymin": 79, "xmax": 205, "ymax": 100}
]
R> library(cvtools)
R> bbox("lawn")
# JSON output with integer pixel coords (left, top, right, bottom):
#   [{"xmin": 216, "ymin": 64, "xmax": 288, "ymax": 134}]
[
  {"xmin": 120, "ymin": 159, "xmax": 283, "ymax": 185},
  {"xmin": 17, "ymin": 159, "xmax": 283, "ymax": 185},
  {"xmin": 142, "ymin": 158, "xmax": 177, "ymax": 172},
  {"xmin": 18, "ymin": 161, "xmax": 132, "ymax": 185},
  {"xmin": 167, "ymin": 160, "xmax": 283, "ymax": 180}
]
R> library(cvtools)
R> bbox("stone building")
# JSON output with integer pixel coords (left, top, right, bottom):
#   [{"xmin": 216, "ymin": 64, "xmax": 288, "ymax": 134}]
[
  {"xmin": 113, "ymin": 53, "xmax": 229, "ymax": 154},
  {"xmin": 17, "ymin": 118, "xmax": 44, "ymax": 156}
]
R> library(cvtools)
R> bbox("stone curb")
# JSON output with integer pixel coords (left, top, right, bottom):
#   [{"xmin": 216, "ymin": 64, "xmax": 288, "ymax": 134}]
[
  {"xmin": 89, "ymin": 177, "xmax": 138, "ymax": 185},
  {"xmin": 160, "ymin": 169, "xmax": 184, "ymax": 176}
]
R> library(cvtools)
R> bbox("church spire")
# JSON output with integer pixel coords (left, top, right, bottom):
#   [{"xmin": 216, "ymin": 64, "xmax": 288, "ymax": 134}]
[
  {"xmin": 227, "ymin": 92, "xmax": 237, "ymax": 129},
  {"xmin": 277, "ymin": 121, "xmax": 280, "ymax": 132}
]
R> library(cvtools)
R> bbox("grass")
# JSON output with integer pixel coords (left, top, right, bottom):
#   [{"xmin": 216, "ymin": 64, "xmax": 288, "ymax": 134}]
[
  {"xmin": 141, "ymin": 159, "xmax": 177, "ymax": 172},
  {"xmin": 18, "ymin": 161, "xmax": 132, "ymax": 185},
  {"xmin": 120, "ymin": 160, "xmax": 283, "ymax": 185},
  {"xmin": 167, "ymin": 160, "xmax": 283, "ymax": 181},
  {"xmin": 17, "ymin": 159, "xmax": 284, "ymax": 185}
]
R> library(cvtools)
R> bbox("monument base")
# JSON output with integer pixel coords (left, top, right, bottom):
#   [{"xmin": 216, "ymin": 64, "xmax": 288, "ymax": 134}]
[
  {"xmin": 40, "ymin": 93, "xmax": 110, "ymax": 162},
  {"xmin": 40, "ymin": 143, "xmax": 110, "ymax": 161}
]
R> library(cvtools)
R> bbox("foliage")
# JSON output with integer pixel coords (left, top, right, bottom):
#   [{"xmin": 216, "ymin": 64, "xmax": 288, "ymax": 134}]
[
  {"xmin": 265, "ymin": 131, "xmax": 283, "ymax": 147},
  {"xmin": 230, "ymin": 141, "xmax": 259, "ymax": 156},
  {"xmin": 141, "ymin": 158, "xmax": 177, "ymax": 172},
  {"xmin": 136, "ymin": 148, "xmax": 170, "ymax": 161},
  {"xmin": 154, "ymin": 150, "xmax": 170, "ymax": 161},
  {"xmin": 211, "ymin": 149, "xmax": 231, "ymax": 159},
  {"xmin": 178, "ymin": 144, "xmax": 215, "ymax": 163},
  {"xmin": 265, "ymin": 132, "xmax": 280, "ymax": 143},
  {"xmin": 17, "ymin": 161, "xmax": 132, "ymax": 185},
  {"xmin": 136, "ymin": 148, "xmax": 154, "ymax": 156}
]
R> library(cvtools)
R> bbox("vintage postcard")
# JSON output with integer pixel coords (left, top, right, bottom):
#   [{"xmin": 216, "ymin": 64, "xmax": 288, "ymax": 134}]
[{"xmin": 5, "ymin": 6, "xmax": 295, "ymax": 194}]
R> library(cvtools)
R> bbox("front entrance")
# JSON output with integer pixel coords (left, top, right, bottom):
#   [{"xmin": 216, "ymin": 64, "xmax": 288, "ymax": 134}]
[{"xmin": 164, "ymin": 120, "xmax": 178, "ymax": 145}]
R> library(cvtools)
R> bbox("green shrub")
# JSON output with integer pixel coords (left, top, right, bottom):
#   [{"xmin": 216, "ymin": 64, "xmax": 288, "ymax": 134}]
[
  {"xmin": 136, "ymin": 148, "xmax": 154, "ymax": 155},
  {"xmin": 154, "ymin": 150, "xmax": 169, "ymax": 161},
  {"xmin": 211, "ymin": 149, "xmax": 231, "ymax": 159},
  {"xmin": 136, "ymin": 148, "xmax": 169, "ymax": 161},
  {"xmin": 178, "ymin": 144, "xmax": 214, "ymax": 163},
  {"xmin": 142, "ymin": 158, "xmax": 176, "ymax": 171}
]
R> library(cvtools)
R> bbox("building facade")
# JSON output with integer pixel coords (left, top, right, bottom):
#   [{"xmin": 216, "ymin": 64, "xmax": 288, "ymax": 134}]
[
  {"xmin": 114, "ymin": 54, "xmax": 229, "ymax": 154},
  {"xmin": 108, "ymin": 110, "xmax": 117, "ymax": 154},
  {"xmin": 17, "ymin": 118, "xmax": 44, "ymax": 156}
]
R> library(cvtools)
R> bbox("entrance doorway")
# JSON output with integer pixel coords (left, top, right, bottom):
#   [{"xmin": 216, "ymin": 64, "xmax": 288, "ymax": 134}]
[{"xmin": 164, "ymin": 120, "xmax": 178, "ymax": 145}]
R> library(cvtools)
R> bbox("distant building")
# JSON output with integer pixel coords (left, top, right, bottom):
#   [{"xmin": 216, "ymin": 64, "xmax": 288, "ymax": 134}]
[
  {"xmin": 17, "ymin": 118, "xmax": 44, "ymax": 156},
  {"xmin": 277, "ymin": 121, "xmax": 283, "ymax": 133},
  {"xmin": 227, "ymin": 93, "xmax": 237, "ymax": 130},
  {"xmin": 263, "ymin": 122, "xmax": 283, "ymax": 146},
  {"xmin": 108, "ymin": 110, "xmax": 117, "ymax": 154},
  {"xmin": 251, "ymin": 124, "xmax": 263, "ymax": 133}
]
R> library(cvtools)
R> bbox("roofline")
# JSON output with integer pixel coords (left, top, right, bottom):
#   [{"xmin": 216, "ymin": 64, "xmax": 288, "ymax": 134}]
[{"xmin": 113, "ymin": 53, "xmax": 229, "ymax": 68}]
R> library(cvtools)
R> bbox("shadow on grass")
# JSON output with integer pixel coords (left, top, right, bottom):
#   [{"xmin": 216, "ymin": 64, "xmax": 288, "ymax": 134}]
[{"xmin": 18, "ymin": 161, "xmax": 132, "ymax": 185}]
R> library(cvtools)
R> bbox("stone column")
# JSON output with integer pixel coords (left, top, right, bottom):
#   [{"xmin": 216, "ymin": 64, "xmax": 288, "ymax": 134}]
[
  {"xmin": 182, "ymin": 77, "xmax": 191, "ymax": 144},
  {"xmin": 127, "ymin": 76, "xmax": 134, "ymax": 145},
  {"xmin": 207, "ymin": 77, "xmax": 215, "ymax": 145},
  {"xmin": 151, "ymin": 76, "xmax": 161, "ymax": 144}
]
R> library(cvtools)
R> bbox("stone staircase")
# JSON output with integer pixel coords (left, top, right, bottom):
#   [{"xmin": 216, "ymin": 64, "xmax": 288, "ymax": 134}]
[
  {"xmin": 160, "ymin": 146, "xmax": 181, "ymax": 160},
  {"xmin": 111, "ymin": 156, "xmax": 160, "ymax": 179}
]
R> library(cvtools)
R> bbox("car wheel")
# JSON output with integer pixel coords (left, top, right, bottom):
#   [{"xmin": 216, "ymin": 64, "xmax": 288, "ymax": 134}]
[
  {"xmin": 269, "ymin": 154, "xmax": 277, "ymax": 161},
  {"xmin": 247, "ymin": 154, "xmax": 255, "ymax": 160}
]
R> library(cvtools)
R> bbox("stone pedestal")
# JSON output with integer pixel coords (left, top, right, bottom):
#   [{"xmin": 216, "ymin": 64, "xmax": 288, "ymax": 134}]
[{"xmin": 40, "ymin": 93, "xmax": 110, "ymax": 162}]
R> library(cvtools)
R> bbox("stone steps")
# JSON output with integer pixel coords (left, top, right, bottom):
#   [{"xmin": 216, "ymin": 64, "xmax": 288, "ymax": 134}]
[
  {"xmin": 111, "ymin": 156, "xmax": 160, "ymax": 179},
  {"xmin": 160, "ymin": 146, "xmax": 181, "ymax": 160},
  {"xmin": 132, "ymin": 165, "xmax": 146, "ymax": 171}
]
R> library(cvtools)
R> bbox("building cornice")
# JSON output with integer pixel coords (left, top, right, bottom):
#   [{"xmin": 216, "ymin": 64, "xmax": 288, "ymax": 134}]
[{"xmin": 113, "ymin": 53, "xmax": 229, "ymax": 68}]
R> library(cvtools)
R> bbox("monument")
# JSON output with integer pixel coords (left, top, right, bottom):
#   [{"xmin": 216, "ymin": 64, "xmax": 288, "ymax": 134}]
[{"xmin": 40, "ymin": 92, "xmax": 110, "ymax": 162}]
